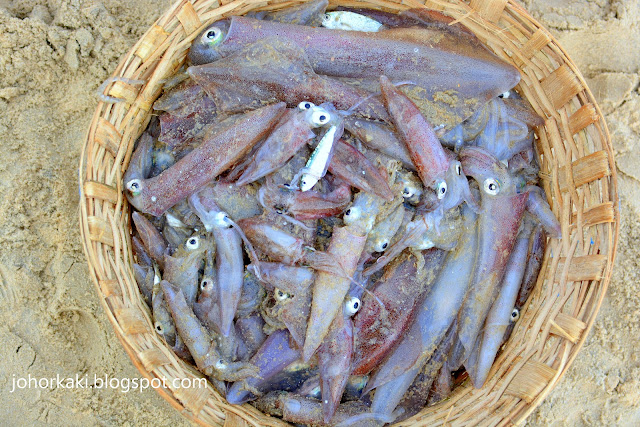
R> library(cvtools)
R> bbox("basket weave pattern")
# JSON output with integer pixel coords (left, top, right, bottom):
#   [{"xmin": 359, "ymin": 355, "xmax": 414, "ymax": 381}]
[{"xmin": 78, "ymin": 0, "xmax": 620, "ymax": 425}]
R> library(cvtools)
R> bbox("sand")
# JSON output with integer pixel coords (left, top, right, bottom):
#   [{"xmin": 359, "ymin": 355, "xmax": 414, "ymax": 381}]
[{"xmin": 0, "ymin": 0, "xmax": 637, "ymax": 425}]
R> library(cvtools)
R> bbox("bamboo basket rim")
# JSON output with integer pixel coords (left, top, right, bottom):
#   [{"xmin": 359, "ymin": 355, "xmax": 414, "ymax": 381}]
[{"xmin": 78, "ymin": 0, "xmax": 620, "ymax": 425}]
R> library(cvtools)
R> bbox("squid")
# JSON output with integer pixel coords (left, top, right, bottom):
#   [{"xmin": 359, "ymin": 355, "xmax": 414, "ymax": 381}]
[
  {"xmin": 189, "ymin": 187, "xmax": 249, "ymax": 336},
  {"xmin": 188, "ymin": 39, "xmax": 390, "ymax": 121},
  {"xmin": 465, "ymin": 221, "xmax": 534, "ymax": 387},
  {"xmin": 353, "ymin": 249, "xmax": 446, "ymax": 376},
  {"xmin": 236, "ymin": 106, "xmax": 330, "ymax": 186},
  {"xmin": 253, "ymin": 262, "xmax": 316, "ymax": 348},
  {"xmin": 259, "ymin": 177, "xmax": 352, "ymax": 221},
  {"xmin": 328, "ymin": 139, "xmax": 395, "ymax": 201},
  {"xmin": 131, "ymin": 212, "xmax": 168, "ymax": 269},
  {"xmin": 379, "ymin": 75, "xmax": 476, "ymax": 213},
  {"xmin": 365, "ymin": 203, "xmax": 478, "ymax": 392},
  {"xmin": 161, "ymin": 281, "xmax": 258, "ymax": 381},
  {"xmin": 125, "ymin": 102, "xmax": 285, "ymax": 216},
  {"xmin": 456, "ymin": 146, "xmax": 529, "ymax": 363},
  {"xmin": 188, "ymin": 15, "xmax": 520, "ymax": 128},
  {"xmin": 343, "ymin": 116, "xmax": 415, "ymax": 170},
  {"xmin": 316, "ymin": 293, "xmax": 362, "ymax": 422},
  {"xmin": 226, "ymin": 329, "xmax": 302, "ymax": 404}
]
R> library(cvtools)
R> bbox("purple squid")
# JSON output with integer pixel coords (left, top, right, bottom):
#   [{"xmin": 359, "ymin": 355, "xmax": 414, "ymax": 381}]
[
  {"xmin": 502, "ymin": 223, "xmax": 546, "ymax": 342},
  {"xmin": 124, "ymin": 131, "xmax": 154, "ymax": 184},
  {"xmin": 296, "ymin": 374, "xmax": 368, "ymax": 403},
  {"xmin": 472, "ymin": 98, "xmax": 533, "ymax": 161},
  {"xmin": 152, "ymin": 285, "xmax": 177, "ymax": 348},
  {"xmin": 235, "ymin": 216, "xmax": 307, "ymax": 265},
  {"xmin": 125, "ymin": 102, "xmax": 285, "ymax": 216},
  {"xmin": 395, "ymin": 320, "xmax": 458, "ymax": 421},
  {"xmin": 364, "ymin": 202, "xmax": 405, "ymax": 254},
  {"xmin": 283, "ymin": 394, "xmax": 392, "ymax": 426},
  {"xmin": 199, "ymin": 180, "xmax": 263, "ymax": 221},
  {"xmin": 302, "ymin": 225, "xmax": 367, "ymax": 362},
  {"xmin": 365, "ymin": 203, "xmax": 478, "ymax": 392},
  {"xmin": 456, "ymin": 146, "xmax": 529, "ymax": 363},
  {"xmin": 188, "ymin": 15, "xmax": 520, "ymax": 128},
  {"xmin": 188, "ymin": 38, "xmax": 390, "ymax": 121},
  {"xmin": 343, "ymin": 116, "xmax": 415, "ymax": 170},
  {"xmin": 132, "ymin": 235, "xmax": 153, "ymax": 267},
  {"xmin": 235, "ymin": 270, "xmax": 266, "ymax": 318},
  {"xmin": 133, "ymin": 263, "xmax": 153, "ymax": 307},
  {"xmin": 517, "ymin": 223, "xmax": 547, "ymax": 309},
  {"xmin": 363, "ymin": 206, "xmax": 464, "ymax": 277},
  {"xmin": 300, "ymin": 188, "xmax": 393, "ymax": 362},
  {"xmin": 161, "ymin": 281, "xmax": 257, "ymax": 381},
  {"xmin": 235, "ymin": 108, "xmax": 322, "ymax": 186},
  {"xmin": 255, "ymin": 392, "xmax": 391, "ymax": 427},
  {"xmin": 379, "ymin": 75, "xmax": 474, "ymax": 210},
  {"xmin": 465, "ymin": 221, "xmax": 533, "ymax": 388},
  {"xmin": 162, "ymin": 234, "xmax": 207, "ymax": 307},
  {"xmin": 188, "ymin": 187, "xmax": 246, "ymax": 336},
  {"xmin": 316, "ymin": 292, "xmax": 364, "ymax": 422},
  {"xmin": 439, "ymin": 96, "xmax": 541, "ymax": 159},
  {"xmin": 253, "ymin": 262, "xmax": 316, "ymax": 348},
  {"xmin": 353, "ymin": 249, "xmax": 445, "ymax": 376},
  {"xmin": 131, "ymin": 212, "xmax": 168, "ymax": 269},
  {"xmin": 154, "ymin": 79, "xmax": 218, "ymax": 150},
  {"xmin": 226, "ymin": 329, "xmax": 302, "ymax": 404},
  {"xmin": 193, "ymin": 248, "xmax": 220, "ymax": 332},
  {"xmin": 236, "ymin": 314, "xmax": 267, "ymax": 361},
  {"xmin": 259, "ymin": 176, "xmax": 352, "ymax": 221},
  {"xmin": 328, "ymin": 139, "xmax": 395, "ymax": 201}
]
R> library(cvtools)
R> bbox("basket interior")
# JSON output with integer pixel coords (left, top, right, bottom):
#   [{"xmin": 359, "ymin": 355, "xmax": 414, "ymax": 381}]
[{"xmin": 78, "ymin": 0, "xmax": 619, "ymax": 425}]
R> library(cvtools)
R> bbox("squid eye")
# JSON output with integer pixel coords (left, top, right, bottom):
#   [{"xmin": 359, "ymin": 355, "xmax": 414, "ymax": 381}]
[
  {"xmin": 310, "ymin": 110, "xmax": 331, "ymax": 127},
  {"xmin": 200, "ymin": 279, "xmax": 211, "ymax": 291},
  {"xmin": 402, "ymin": 187, "xmax": 414, "ymax": 198},
  {"xmin": 215, "ymin": 359, "xmax": 227, "ymax": 370},
  {"xmin": 483, "ymin": 178, "xmax": 500, "ymax": 195},
  {"xmin": 213, "ymin": 211, "xmax": 232, "ymax": 228},
  {"xmin": 344, "ymin": 206, "xmax": 361, "ymax": 224},
  {"xmin": 298, "ymin": 101, "xmax": 315, "ymax": 110},
  {"xmin": 201, "ymin": 26, "xmax": 223, "ymax": 46},
  {"xmin": 126, "ymin": 179, "xmax": 143, "ymax": 196},
  {"xmin": 154, "ymin": 322, "xmax": 164, "ymax": 334},
  {"xmin": 375, "ymin": 240, "xmax": 389, "ymax": 252},
  {"xmin": 499, "ymin": 91, "xmax": 510, "ymax": 99},
  {"xmin": 275, "ymin": 288, "xmax": 290, "ymax": 301},
  {"xmin": 455, "ymin": 164, "xmax": 462, "ymax": 176},
  {"xmin": 436, "ymin": 181, "xmax": 447, "ymax": 199},
  {"xmin": 345, "ymin": 297, "xmax": 361, "ymax": 316},
  {"xmin": 186, "ymin": 236, "xmax": 200, "ymax": 250},
  {"xmin": 510, "ymin": 308, "xmax": 520, "ymax": 322}
]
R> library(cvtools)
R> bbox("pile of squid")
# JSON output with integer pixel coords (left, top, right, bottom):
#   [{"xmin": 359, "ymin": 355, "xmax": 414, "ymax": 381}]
[{"xmin": 124, "ymin": 1, "xmax": 560, "ymax": 425}]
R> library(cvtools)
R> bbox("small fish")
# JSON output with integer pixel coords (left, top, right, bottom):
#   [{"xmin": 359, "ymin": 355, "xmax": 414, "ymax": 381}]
[
  {"xmin": 300, "ymin": 122, "xmax": 342, "ymax": 191},
  {"xmin": 322, "ymin": 11, "xmax": 384, "ymax": 32}
]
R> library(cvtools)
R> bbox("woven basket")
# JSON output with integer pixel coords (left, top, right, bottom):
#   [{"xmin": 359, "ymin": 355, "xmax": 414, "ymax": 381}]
[{"xmin": 78, "ymin": 0, "xmax": 620, "ymax": 425}]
